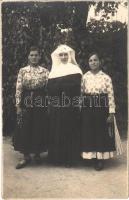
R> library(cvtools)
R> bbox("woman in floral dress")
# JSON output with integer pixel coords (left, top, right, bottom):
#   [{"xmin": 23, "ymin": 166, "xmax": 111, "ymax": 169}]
[
  {"xmin": 81, "ymin": 52, "xmax": 122, "ymax": 170},
  {"xmin": 13, "ymin": 46, "xmax": 49, "ymax": 169}
]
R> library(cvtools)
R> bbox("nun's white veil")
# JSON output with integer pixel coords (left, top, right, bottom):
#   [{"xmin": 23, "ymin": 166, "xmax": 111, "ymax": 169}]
[{"xmin": 49, "ymin": 45, "xmax": 82, "ymax": 79}]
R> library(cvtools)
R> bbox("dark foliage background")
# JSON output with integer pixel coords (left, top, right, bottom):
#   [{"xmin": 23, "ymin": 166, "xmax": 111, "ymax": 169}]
[{"xmin": 2, "ymin": 2, "xmax": 127, "ymax": 136}]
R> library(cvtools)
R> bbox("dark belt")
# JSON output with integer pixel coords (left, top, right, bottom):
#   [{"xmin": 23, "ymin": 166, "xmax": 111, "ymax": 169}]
[
  {"xmin": 82, "ymin": 93, "xmax": 109, "ymax": 108},
  {"xmin": 21, "ymin": 87, "xmax": 47, "ymax": 108}
]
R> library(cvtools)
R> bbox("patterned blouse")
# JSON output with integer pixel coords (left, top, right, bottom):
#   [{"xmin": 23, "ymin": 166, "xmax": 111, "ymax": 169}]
[
  {"xmin": 81, "ymin": 70, "xmax": 115, "ymax": 113},
  {"xmin": 15, "ymin": 65, "xmax": 49, "ymax": 106}
]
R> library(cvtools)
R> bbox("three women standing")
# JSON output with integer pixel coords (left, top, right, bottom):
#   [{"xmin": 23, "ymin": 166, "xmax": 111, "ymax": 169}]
[
  {"xmin": 13, "ymin": 46, "xmax": 49, "ymax": 169},
  {"xmin": 13, "ymin": 46, "xmax": 122, "ymax": 170}
]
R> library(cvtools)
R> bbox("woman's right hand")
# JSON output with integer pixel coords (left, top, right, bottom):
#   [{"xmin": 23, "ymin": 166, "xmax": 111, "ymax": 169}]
[
  {"xmin": 16, "ymin": 106, "xmax": 23, "ymax": 126},
  {"xmin": 16, "ymin": 106, "xmax": 22, "ymax": 115}
]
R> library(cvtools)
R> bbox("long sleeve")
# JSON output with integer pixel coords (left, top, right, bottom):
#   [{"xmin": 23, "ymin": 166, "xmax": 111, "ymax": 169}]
[
  {"xmin": 81, "ymin": 76, "xmax": 85, "ymax": 95},
  {"xmin": 45, "ymin": 69, "xmax": 49, "ymax": 85},
  {"xmin": 106, "ymin": 76, "xmax": 116, "ymax": 113},
  {"xmin": 44, "ymin": 70, "xmax": 49, "ymax": 95},
  {"xmin": 80, "ymin": 76, "xmax": 85, "ymax": 109},
  {"xmin": 15, "ymin": 69, "xmax": 23, "ymax": 106}
]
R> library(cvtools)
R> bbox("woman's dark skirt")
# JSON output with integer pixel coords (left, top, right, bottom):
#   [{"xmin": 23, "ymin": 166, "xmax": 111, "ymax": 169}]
[
  {"xmin": 81, "ymin": 94, "xmax": 116, "ymax": 152},
  {"xmin": 47, "ymin": 74, "xmax": 82, "ymax": 165},
  {"xmin": 13, "ymin": 87, "xmax": 48, "ymax": 154}
]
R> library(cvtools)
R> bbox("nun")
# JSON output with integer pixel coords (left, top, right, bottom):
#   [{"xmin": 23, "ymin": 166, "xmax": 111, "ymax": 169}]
[{"xmin": 47, "ymin": 44, "xmax": 82, "ymax": 167}]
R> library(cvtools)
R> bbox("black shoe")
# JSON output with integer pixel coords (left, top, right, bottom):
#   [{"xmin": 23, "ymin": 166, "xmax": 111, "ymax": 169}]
[
  {"xmin": 94, "ymin": 160, "xmax": 104, "ymax": 171},
  {"xmin": 16, "ymin": 159, "xmax": 31, "ymax": 169},
  {"xmin": 34, "ymin": 155, "xmax": 42, "ymax": 164},
  {"xmin": 65, "ymin": 161, "xmax": 72, "ymax": 168}
]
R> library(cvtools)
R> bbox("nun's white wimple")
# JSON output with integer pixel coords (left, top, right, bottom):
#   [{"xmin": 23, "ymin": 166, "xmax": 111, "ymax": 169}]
[{"xmin": 49, "ymin": 45, "xmax": 82, "ymax": 79}]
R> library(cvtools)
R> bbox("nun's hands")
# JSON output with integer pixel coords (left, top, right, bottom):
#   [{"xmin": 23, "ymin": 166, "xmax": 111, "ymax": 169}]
[{"xmin": 107, "ymin": 113, "xmax": 114, "ymax": 124}]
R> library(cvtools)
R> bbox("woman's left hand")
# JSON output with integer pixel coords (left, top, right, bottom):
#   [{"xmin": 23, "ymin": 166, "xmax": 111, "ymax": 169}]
[
  {"xmin": 107, "ymin": 113, "xmax": 114, "ymax": 124},
  {"xmin": 107, "ymin": 114, "xmax": 114, "ymax": 137}
]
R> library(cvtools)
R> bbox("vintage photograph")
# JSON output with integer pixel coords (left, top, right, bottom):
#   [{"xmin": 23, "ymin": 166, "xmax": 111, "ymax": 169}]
[{"xmin": 2, "ymin": 0, "xmax": 128, "ymax": 199}]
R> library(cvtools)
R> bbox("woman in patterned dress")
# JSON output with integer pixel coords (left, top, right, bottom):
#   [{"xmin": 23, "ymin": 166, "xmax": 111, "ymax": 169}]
[
  {"xmin": 81, "ymin": 52, "xmax": 122, "ymax": 170},
  {"xmin": 47, "ymin": 45, "xmax": 82, "ymax": 167},
  {"xmin": 13, "ymin": 46, "xmax": 49, "ymax": 169}
]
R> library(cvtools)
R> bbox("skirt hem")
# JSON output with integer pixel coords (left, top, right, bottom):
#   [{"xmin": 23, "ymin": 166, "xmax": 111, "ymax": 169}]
[{"xmin": 82, "ymin": 151, "xmax": 115, "ymax": 159}]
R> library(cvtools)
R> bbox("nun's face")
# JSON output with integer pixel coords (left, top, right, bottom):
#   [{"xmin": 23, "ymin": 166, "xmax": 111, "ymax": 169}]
[{"xmin": 59, "ymin": 52, "xmax": 68, "ymax": 64}]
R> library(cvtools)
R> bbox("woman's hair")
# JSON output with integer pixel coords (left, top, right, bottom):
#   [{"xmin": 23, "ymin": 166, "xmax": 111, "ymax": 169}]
[
  {"xmin": 29, "ymin": 46, "xmax": 41, "ymax": 55},
  {"xmin": 88, "ymin": 52, "xmax": 101, "ymax": 61},
  {"xmin": 87, "ymin": 51, "xmax": 103, "ymax": 70}
]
